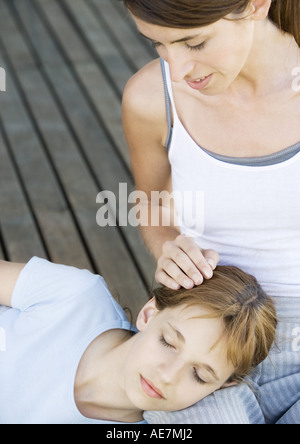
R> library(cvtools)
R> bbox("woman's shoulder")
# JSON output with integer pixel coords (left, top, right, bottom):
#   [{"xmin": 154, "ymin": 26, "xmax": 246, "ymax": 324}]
[{"xmin": 123, "ymin": 58, "xmax": 166, "ymax": 122}]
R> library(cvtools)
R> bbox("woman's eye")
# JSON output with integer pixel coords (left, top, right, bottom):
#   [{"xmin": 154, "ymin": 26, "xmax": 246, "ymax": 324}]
[
  {"xmin": 159, "ymin": 335, "xmax": 175, "ymax": 349},
  {"xmin": 186, "ymin": 41, "xmax": 207, "ymax": 52},
  {"xmin": 152, "ymin": 42, "xmax": 162, "ymax": 49},
  {"xmin": 152, "ymin": 41, "xmax": 206, "ymax": 52}
]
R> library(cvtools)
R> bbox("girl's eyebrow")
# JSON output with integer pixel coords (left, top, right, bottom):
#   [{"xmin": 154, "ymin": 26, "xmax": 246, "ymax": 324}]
[
  {"xmin": 201, "ymin": 364, "xmax": 219, "ymax": 382},
  {"xmin": 139, "ymin": 32, "xmax": 202, "ymax": 45},
  {"xmin": 168, "ymin": 322, "xmax": 220, "ymax": 382},
  {"xmin": 167, "ymin": 322, "xmax": 185, "ymax": 343}
]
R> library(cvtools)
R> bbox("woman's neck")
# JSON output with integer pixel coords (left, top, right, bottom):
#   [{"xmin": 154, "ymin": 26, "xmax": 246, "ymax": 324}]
[{"xmin": 230, "ymin": 19, "xmax": 300, "ymax": 98}]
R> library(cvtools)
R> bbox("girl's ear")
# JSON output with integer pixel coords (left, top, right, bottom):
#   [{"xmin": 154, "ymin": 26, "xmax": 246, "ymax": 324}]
[
  {"xmin": 221, "ymin": 380, "xmax": 239, "ymax": 389},
  {"xmin": 136, "ymin": 297, "xmax": 159, "ymax": 332}
]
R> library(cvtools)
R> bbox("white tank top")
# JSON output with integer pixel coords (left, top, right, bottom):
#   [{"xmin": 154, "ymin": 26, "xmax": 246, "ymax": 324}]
[{"xmin": 163, "ymin": 61, "xmax": 300, "ymax": 298}]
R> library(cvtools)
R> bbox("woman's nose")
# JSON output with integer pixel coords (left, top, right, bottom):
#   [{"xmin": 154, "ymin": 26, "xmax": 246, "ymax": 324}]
[{"xmin": 166, "ymin": 53, "xmax": 195, "ymax": 83}]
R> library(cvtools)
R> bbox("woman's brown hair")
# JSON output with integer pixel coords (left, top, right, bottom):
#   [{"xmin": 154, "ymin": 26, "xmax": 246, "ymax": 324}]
[
  {"xmin": 122, "ymin": 0, "xmax": 300, "ymax": 48},
  {"xmin": 152, "ymin": 266, "xmax": 278, "ymax": 383}
]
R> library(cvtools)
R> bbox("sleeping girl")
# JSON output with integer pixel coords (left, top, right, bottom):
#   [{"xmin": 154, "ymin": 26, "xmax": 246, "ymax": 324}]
[{"xmin": 0, "ymin": 257, "xmax": 277, "ymax": 424}]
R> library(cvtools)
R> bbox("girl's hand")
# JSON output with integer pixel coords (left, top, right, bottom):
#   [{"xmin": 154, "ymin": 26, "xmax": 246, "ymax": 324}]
[{"xmin": 155, "ymin": 235, "xmax": 220, "ymax": 290}]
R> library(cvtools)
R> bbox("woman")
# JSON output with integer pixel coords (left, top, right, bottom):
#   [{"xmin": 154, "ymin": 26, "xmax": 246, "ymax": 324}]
[
  {"xmin": 0, "ymin": 258, "xmax": 276, "ymax": 424},
  {"xmin": 122, "ymin": 0, "xmax": 300, "ymax": 423}
]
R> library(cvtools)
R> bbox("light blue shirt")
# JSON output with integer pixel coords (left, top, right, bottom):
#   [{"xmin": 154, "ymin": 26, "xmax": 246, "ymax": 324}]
[{"xmin": 0, "ymin": 257, "xmax": 146, "ymax": 424}]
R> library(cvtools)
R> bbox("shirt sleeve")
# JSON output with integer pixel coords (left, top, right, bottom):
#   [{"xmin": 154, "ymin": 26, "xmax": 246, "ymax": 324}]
[{"xmin": 11, "ymin": 257, "xmax": 99, "ymax": 312}]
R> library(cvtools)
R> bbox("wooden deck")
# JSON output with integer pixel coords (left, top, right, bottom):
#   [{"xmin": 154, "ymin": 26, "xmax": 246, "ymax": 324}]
[{"xmin": 0, "ymin": 0, "xmax": 158, "ymax": 319}]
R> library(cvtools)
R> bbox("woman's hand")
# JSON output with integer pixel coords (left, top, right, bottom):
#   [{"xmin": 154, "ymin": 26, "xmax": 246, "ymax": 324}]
[{"xmin": 155, "ymin": 235, "xmax": 220, "ymax": 290}]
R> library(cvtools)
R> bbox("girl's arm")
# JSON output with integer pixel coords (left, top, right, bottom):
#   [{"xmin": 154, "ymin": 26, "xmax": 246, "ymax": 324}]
[
  {"xmin": 122, "ymin": 60, "xmax": 219, "ymax": 290},
  {"xmin": 0, "ymin": 260, "xmax": 26, "ymax": 307}
]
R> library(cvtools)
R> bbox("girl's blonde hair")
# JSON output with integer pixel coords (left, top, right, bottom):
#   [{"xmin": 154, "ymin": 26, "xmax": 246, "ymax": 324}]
[{"xmin": 152, "ymin": 266, "xmax": 278, "ymax": 383}]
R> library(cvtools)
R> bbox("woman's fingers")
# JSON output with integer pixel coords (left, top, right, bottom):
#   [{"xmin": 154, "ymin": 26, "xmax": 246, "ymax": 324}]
[
  {"xmin": 175, "ymin": 235, "xmax": 214, "ymax": 280},
  {"xmin": 202, "ymin": 249, "xmax": 220, "ymax": 271},
  {"xmin": 155, "ymin": 269, "xmax": 181, "ymax": 290},
  {"xmin": 155, "ymin": 235, "xmax": 220, "ymax": 289},
  {"xmin": 158, "ymin": 256, "xmax": 203, "ymax": 289}
]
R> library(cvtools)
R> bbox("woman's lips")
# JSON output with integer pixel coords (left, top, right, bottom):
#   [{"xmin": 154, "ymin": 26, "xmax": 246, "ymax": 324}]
[
  {"xmin": 140, "ymin": 375, "xmax": 165, "ymax": 400},
  {"xmin": 186, "ymin": 73, "xmax": 213, "ymax": 90}
]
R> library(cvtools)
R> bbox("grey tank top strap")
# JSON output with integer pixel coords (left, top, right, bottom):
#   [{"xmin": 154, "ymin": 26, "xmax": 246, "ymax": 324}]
[{"xmin": 160, "ymin": 58, "xmax": 173, "ymax": 151}]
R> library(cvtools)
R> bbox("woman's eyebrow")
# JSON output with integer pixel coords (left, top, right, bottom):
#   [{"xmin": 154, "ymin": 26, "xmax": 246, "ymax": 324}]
[{"xmin": 139, "ymin": 32, "xmax": 202, "ymax": 45}]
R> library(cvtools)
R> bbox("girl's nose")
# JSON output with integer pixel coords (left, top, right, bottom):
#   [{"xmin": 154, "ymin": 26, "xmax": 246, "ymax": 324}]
[{"xmin": 159, "ymin": 359, "xmax": 185, "ymax": 385}]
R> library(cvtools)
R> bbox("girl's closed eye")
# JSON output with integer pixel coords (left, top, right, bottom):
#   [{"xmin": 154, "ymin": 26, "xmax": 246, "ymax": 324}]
[
  {"xmin": 159, "ymin": 334, "xmax": 175, "ymax": 349},
  {"xmin": 193, "ymin": 368, "xmax": 207, "ymax": 385},
  {"xmin": 159, "ymin": 335, "xmax": 207, "ymax": 383}
]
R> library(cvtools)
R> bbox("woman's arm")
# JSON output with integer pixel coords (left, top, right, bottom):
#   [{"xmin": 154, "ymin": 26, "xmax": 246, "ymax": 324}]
[
  {"xmin": 123, "ymin": 60, "xmax": 177, "ymax": 256},
  {"xmin": 0, "ymin": 260, "xmax": 26, "ymax": 307},
  {"xmin": 123, "ymin": 60, "xmax": 219, "ymax": 290}
]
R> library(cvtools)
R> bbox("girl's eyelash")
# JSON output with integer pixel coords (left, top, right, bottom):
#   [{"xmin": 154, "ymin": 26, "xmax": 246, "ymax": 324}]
[
  {"xmin": 193, "ymin": 368, "xmax": 207, "ymax": 385},
  {"xmin": 159, "ymin": 335, "xmax": 174, "ymax": 349},
  {"xmin": 160, "ymin": 335, "xmax": 207, "ymax": 385}
]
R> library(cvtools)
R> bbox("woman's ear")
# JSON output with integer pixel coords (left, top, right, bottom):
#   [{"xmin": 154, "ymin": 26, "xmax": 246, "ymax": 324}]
[
  {"xmin": 250, "ymin": 0, "xmax": 272, "ymax": 21},
  {"xmin": 136, "ymin": 297, "xmax": 159, "ymax": 332}
]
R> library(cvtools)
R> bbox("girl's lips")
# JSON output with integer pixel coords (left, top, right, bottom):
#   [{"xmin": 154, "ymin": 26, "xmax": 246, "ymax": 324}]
[
  {"xmin": 186, "ymin": 73, "xmax": 213, "ymax": 90},
  {"xmin": 140, "ymin": 375, "xmax": 165, "ymax": 400}
]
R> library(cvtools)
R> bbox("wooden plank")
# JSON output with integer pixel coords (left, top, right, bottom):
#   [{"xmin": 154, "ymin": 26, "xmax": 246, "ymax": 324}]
[
  {"xmin": 0, "ymin": 1, "xmax": 36, "ymax": 71},
  {"xmin": 0, "ymin": 7, "xmax": 93, "ymax": 270},
  {"xmin": 36, "ymin": 1, "xmax": 90, "ymax": 67},
  {"xmin": 19, "ymin": 0, "xmax": 130, "ymax": 174},
  {"xmin": 2, "ymin": 0, "xmax": 152, "ymax": 317},
  {"xmin": 36, "ymin": 0, "xmax": 131, "ymax": 167},
  {"xmin": 22, "ymin": 0, "xmax": 156, "ymax": 289},
  {"xmin": 0, "ymin": 241, "xmax": 6, "ymax": 260},
  {"xmin": 0, "ymin": 233, "xmax": 7, "ymax": 260},
  {"xmin": 111, "ymin": 0, "xmax": 158, "ymax": 61},
  {"xmin": 62, "ymin": 0, "xmax": 134, "ymax": 97},
  {"xmin": 0, "ymin": 123, "xmax": 47, "ymax": 262},
  {"xmin": 18, "ymin": 65, "xmax": 150, "ymax": 313},
  {"xmin": 88, "ymin": 0, "xmax": 156, "ymax": 72}
]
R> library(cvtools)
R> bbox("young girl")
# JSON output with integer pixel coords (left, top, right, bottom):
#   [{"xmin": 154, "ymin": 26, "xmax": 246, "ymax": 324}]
[
  {"xmin": 0, "ymin": 258, "xmax": 276, "ymax": 424},
  {"xmin": 122, "ymin": 0, "xmax": 300, "ymax": 423}
]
